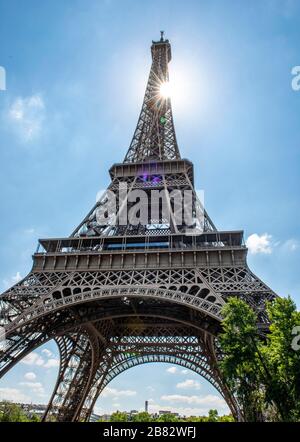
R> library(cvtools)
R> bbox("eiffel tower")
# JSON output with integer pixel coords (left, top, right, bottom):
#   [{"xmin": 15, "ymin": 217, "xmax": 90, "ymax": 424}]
[{"xmin": 0, "ymin": 33, "xmax": 275, "ymax": 421}]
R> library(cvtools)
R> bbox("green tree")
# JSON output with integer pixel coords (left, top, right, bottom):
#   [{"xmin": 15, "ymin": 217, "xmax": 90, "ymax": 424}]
[
  {"xmin": 132, "ymin": 412, "xmax": 153, "ymax": 422},
  {"xmin": 219, "ymin": 296, "xmax": 300, "ymax": 422},
  {"xmin": 261, "ymin": 296, "xmax": 300, "ymax": 421},
  {"xmin": 185, "ymin": 411, "xmax": 234, "ymax": 422},
  {"xmin": 0, "ymin": 402, "xmax": 30, "ymax": 422},
  {"xmin": 157, "ymin": 413, "xmax": 179, "ymax": 422},
  {"xmin": 219, "ymin": 414, "xmax": 235, "ymax": 422},
  {"xmin": 219, "ymin": 297, "xmax": 265, "ymax": 421},
  {"xmin": 207, "ymin": 409, "xmax": 219, "ymax": 422},
  {"xmin": 29, "ymin": 413, "xmax": 40, "ymax": 422},
  {"xmin": 110, "ymin": 411, "xmax": 128, "ymax": 422}
]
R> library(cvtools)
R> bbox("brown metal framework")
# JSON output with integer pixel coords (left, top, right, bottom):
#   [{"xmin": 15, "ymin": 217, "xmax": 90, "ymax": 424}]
[{"xmin": 0, "ymin": 34, "xmax": 276, "ymax": 421}]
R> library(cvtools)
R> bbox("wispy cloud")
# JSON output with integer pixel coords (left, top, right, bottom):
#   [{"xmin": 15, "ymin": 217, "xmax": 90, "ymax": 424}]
[
  {"xmin": 176, "ymin": 379, "xmax": 201, "ymax": 390},
  {"xmin": 282, "ymin": 239, "xmax": 299, "ymax": 252},
  {"xmin": 112, "ymin": 403, "xmax": 121, "ymax": 408},
  {"xmin": 166, "ymin": 366, "xmax": 194, "ymax": 376},
  {"xmin": 24, "ymin": 228, "xmax": 36, "ymax": 235},
  {"xmin": 19, "ymin": 381, "xmax": 45, "ymax": 397},
  {"xmin": 0, "ymin": 387, "xmax": 30, "ymax": 403},
  {"xmin": 44, "ymin": 358, "xmax": 59, "ymax": 368},
  {"xmin": 7, "ymin": 94, "xmax": 45, "ymax": 142},
  {"xmin": 2, "ymin": 271, "xmax": 22, "ymax": 289},
  {"xmin": 41, "ymin": 348, "xmax": 53, "ymax": 358},
  {"xmin": 24, "ymin": 372, "xmax": 37, "ymax": 381},
  {"xmin": 166, "ymin": 366, "xmax": 177, "ymax": 374},
  {"xmin": 102, "ymin": 387, "xmax": 136, "ymax": 398},
  {"xmin": 21, "ymin": 352, "xmax": 45, "ymax": 366},
  {"xmin": 160, "ymin": 393, "xmax": 226, "ymax": 407}
]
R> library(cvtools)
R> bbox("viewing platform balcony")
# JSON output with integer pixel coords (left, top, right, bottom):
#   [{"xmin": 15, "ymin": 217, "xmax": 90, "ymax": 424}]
[{"xmin": 35, "ymin": 230, "xmax": 245, "ymax": 255}]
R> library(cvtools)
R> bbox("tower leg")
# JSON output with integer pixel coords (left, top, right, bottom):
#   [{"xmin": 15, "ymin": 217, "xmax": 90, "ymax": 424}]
[{"xmin": 43, "ymin": 328, "xmax": 100, "ymax": 422}]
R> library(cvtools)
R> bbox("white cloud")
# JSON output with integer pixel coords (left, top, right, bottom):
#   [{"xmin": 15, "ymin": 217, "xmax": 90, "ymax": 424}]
[
  {"xmin": 93, "ymin": 406, "xmax": 104, "ymax": 415},
  {"xmin": 246, "ymin": 234, "xmax": 300, "ymax": 255},
  {"xmin": 12, "ymin": 272, "xmax": 22, "ymax": 283},
  {"xmin": 166, "ymin": 366, "xmax": 177, "ymax": 374},
  {"xmin": 167, "ymin": 366, "xmax": 194, "ymax": 375},
  {"xmin": 44, "ymin": 358, "xmax": 59, "ymax": 368},
  {"xmin": 146, "ymin": 386, "xmax": 155, "ymax": 393},
  {"xmin": 21, "ymin": 352, "xmax": 45, "ymax": 366},
  {"xmin": 41, "ymin": 348, "xmax": 53, "ymax": 358},
  {"xmin": 0, "ymin": 387, "xmax": 30, "ymax": 403},
  {"xmin": 176, "ymin": 379, "xmax": 201, "ymax": 390},
  {"xmin": 20, "ymin": 351, "xmax": 59, "ymax": 369},
  {"xmin": 246, "ymin": 233, "xmax": 272, "ymax": 254},
  {"xmin": 19, "ymin": 381, "xmax": 45, "ymax": 396},
  {"xmin": 2, "ymin": 271, "xmax": 22, "ymax": 289},
  {"xmin": 24, "ymin": 372, "xmax": 36, "ymax": 381},
  {"xmin": 102, "ymin": 387, "xmax": 136, "ymax": 398},
  {"xmin": 160, "ymin": 393, "xmax": 227, "ymax": 408},
  {"xmin": 7, "ymin": 94, "xmax": 45, "ymax": 142}
]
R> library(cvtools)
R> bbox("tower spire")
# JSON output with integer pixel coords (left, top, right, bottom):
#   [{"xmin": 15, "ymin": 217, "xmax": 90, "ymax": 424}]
[{"xmin": 124, "ymin": 35, "xmax": 180, "ymax": 163}]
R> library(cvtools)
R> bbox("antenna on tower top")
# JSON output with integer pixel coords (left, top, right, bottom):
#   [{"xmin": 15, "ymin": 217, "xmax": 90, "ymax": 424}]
[{"xmin": 160, "ymin": 30, "xmax": 164, "ymax": 41}]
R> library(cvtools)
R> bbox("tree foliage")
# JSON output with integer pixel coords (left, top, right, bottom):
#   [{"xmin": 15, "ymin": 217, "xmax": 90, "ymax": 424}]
[
  {"xmin": 108, "ymin": 409, "xmax": 233, "ymax": 422},
  {"xmin": 219, "ymin": 296, "xmax": 300, "ymax": 421},
  {"xmin": 262, "ymin": 297, "xmax": 300, "ymax": 420},
  {"xmin": 156, "ymin": 413, "xmax": 179, "ymax": 422},
  {"xmin": 132, "ymin": 412, "xmax": 153, "ymax": 422},
  {"xmin": 109, "ymin": 411, "xmax": 128, "ymax": 422},
  {"xmin": 0, "ymin": 401, "xmax": 40, "ymax": 422}
]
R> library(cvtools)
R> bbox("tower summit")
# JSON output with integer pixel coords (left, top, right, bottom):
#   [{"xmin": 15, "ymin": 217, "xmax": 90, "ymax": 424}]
[
  {"xmin": 0, "ymin": 35, "xmax": 276, "ymax": 422},
  {"xmin": 124, "ymin": 32, "xmax": 179, "ymax": 163}
]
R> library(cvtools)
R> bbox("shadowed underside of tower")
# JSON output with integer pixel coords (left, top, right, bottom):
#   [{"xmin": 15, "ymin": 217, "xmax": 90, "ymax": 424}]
[{"xmin": 0, "ymin": 34, "xmax": 276, "ymax": 421}]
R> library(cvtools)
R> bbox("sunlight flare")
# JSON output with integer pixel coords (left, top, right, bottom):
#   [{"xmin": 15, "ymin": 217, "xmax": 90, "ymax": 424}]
[{"xmin": 159, "ymin": 81, "xmax": 172, "ymax": 99}]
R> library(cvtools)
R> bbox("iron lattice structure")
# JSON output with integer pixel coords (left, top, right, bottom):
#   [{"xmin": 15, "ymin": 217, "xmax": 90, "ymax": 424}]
[{"xmin": 0, "ymin": 34, "xmax": 275, "ymax": 421}]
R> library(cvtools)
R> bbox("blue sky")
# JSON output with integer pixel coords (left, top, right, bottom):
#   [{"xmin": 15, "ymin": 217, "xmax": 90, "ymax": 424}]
[{"xmin": 0, "ymin": 0, "xmax": 300, "ymax": 416}]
